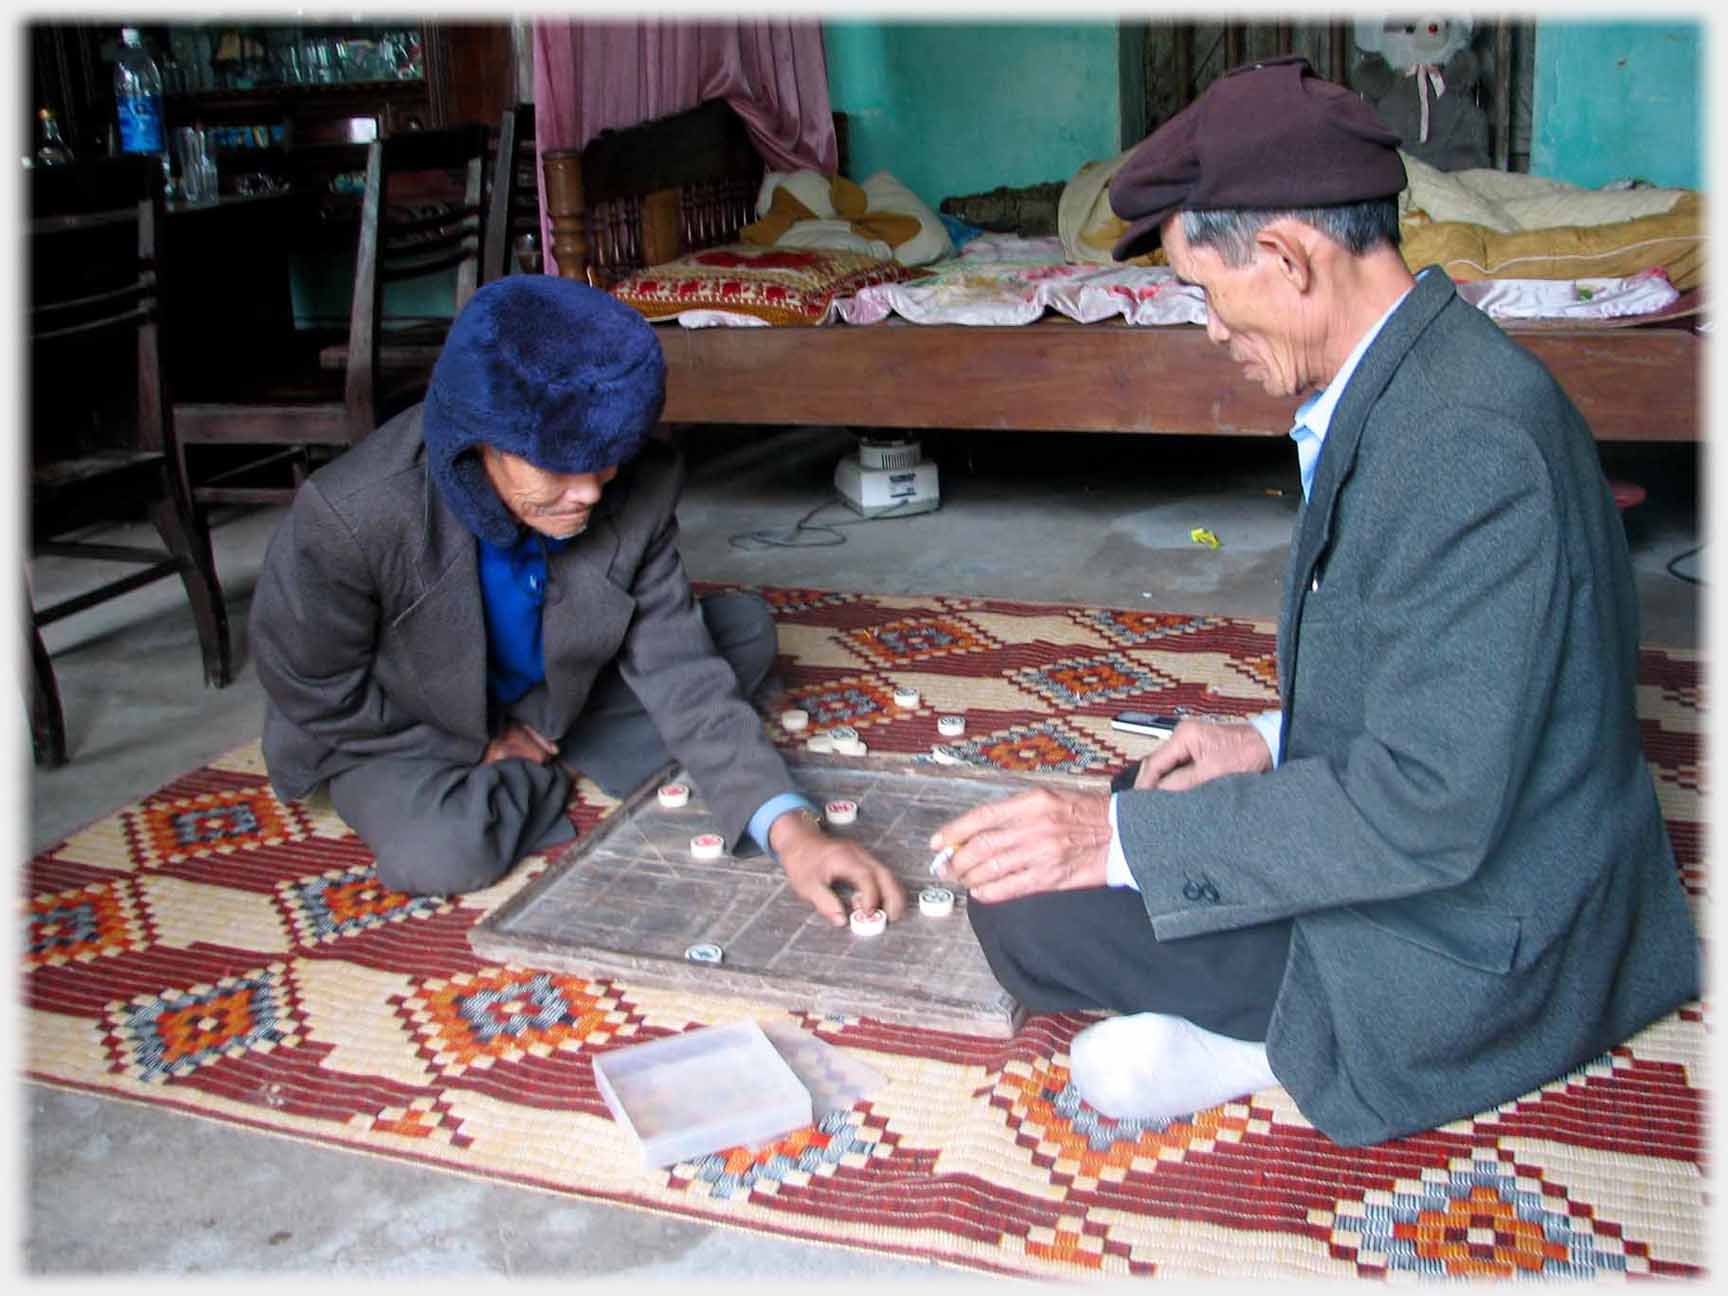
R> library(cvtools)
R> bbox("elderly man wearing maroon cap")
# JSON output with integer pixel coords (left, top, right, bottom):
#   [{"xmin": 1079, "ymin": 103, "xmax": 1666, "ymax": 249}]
[{"xmin": 932, "ymin": 57, "xmax": 1697, "ymax": 1147}]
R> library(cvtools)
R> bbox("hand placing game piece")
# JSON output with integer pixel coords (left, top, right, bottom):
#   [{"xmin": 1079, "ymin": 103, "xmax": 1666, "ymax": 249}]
[{"xmin": 770, "ymin": 805, "xmax": 905, "ymax": 928}]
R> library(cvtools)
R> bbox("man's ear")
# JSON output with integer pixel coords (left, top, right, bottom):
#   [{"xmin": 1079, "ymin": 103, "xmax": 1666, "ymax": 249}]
[{"xmin": 1255, "ymin": 221, "xmax": 1315, "ymax": 294}]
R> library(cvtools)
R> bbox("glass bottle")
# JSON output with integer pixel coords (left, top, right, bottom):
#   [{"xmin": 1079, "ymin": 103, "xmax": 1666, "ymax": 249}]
[
  {"xmin": 114, "ymin": 27, "xmax": 170, "ymax": 186},
  {"xmin": 35, "ymin": 108, "xmax": 74, "ymax": 166}
]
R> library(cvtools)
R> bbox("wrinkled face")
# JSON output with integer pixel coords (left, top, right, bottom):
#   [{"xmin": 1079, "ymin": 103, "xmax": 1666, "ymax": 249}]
[
  {"xmin": 1162, "ymin": 216, "xmax": 1308, "ymax": 400},
  {"xmin": 480, "ymin": 445, "xmax": 618, "ymax": 539}
]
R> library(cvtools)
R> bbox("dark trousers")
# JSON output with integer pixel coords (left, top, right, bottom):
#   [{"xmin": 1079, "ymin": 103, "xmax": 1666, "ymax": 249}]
[
  {"xmin": 966, "ymin": 765, "xmax": 1291, "ymax": 1042},
  {"xmin": 327, "ymin": 591, "xmax": 778, "ymax": 897}
]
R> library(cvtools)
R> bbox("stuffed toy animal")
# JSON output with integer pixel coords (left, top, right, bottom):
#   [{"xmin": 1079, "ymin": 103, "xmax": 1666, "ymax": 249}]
[{"xmin": 1350, "ymin": 16, "xmax": 1491, "ymax": 171}]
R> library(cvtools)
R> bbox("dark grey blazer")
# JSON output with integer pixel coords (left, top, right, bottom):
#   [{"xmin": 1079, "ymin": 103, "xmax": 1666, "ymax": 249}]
[
  {"xmin": 1116, "ymin": 271, "xmax": 1699, "ymax": 1145},
  {"xmin": 250, "ymin": 408, "xmax": 795, "ymax": 848}
]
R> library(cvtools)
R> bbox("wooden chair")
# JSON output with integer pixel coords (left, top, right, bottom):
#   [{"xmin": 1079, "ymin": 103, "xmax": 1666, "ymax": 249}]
[
  {"xmin": 482, "ymin": 103, "xmax": 542, "ymax": 282},
  {"xmin": 172, "ymin": 122, "xmax": 490, "ymax": 508},
  {"xmin": 27, "ymin": 159, "xmax": 233, "ymax": 767}
]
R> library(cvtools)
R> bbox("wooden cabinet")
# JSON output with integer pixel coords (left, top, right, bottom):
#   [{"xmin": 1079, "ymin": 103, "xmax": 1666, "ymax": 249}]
[{"xmin": 27, "ymin": 20, "xmax": 517, "ymax": 162}]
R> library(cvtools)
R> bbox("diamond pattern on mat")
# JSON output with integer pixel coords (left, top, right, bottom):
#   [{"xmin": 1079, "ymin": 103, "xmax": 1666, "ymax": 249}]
[
  {"xmin": 922, "ymin": 720, "xmax": 1114, "ymax": 775},
  {"xmin": 781, "ymin": 675, "xmax": 901, "ymax": 732},
  {"xmin": 668, "ymin": 1106, "xmax": 889, "ymax": 1201},
  {"xmin": 839, "ymin": 614, "xmax": 1001, "ymax": 668},
  {"xmin": 401, "ymin": 967, "xmax": 626, "ymax": 1076},
  {"xmin": 103, "ymin": 962, "xmax": 303, "ymax": 1082},
  {"xmin": 1225, "ymin": 652, "xmax": 1280, "ymax": 693},
  {"xmin": 1079, "ymin": 609, "xmax": 1227, "ymax": 647},
  {"xmin": 1010, "ymin": 650, "xmax": 1177, "ymax": 710},
  {"xmin": 1321, "ymin": 1150, "xmax": 1645, "ymax": 1278},
  {"xmin": 351, "ymin": 1095, "xmax": 470, "ymax": 1146},
  {"xmin": 27, "ymin": 878, "xmax": 150, "ymax": 969},
  {"xmin": 991, "ymin": 1055, "xmax": 1250, "ymax": 1189},
  {"xmin": 758, "ymin": 587, "xmax": 861, "ymax": 615},
  {"xmin": 278, "ymin": 865, "xmax": 455, "ymax": 945},
  {"xmin": 124, "ymin": 785, "xmax": 311, "ymax": 868}
]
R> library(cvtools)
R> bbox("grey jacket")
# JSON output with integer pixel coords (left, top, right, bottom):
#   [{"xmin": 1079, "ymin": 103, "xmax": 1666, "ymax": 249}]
[
  {"xmin": 250, "ymin": 408, "xmax": 794, "ymax": 848},
  {"xmin": 1116, "ymin": 271, "xmax": 1699, "ymax": 1145}
]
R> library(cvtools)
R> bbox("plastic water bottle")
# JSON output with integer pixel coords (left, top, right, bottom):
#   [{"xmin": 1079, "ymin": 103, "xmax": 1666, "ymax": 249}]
[{"xmin": 114, "ymin": 27, "xmax": 170, "ymax": 187}]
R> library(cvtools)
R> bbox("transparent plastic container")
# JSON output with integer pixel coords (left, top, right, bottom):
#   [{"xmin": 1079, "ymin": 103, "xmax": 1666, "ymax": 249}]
[{"xmin": 592, "ymin": 1018, "xmax": 813, "ymax": 1168}]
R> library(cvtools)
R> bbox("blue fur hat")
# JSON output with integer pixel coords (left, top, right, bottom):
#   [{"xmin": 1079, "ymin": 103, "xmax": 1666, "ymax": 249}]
[{"xmin": 422, "ymin": 276, "xmax": 666, "ymax": 546}]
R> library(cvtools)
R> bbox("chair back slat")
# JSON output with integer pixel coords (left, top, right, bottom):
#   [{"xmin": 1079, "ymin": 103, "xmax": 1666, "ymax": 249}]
[
  {"xmin": 26, "ymin": 157, "xmax": 233, "ymax": 765},
  {"xmin": 29, "ymin": 164, "xmax": 167, "ymax": 466},
  {"xmin": 483, "ymin": 103, "xmax": 541, "ymax": 281},
  {"xmin": 345, "ymin": 122, "xmax": 490, "ymax": 432}
]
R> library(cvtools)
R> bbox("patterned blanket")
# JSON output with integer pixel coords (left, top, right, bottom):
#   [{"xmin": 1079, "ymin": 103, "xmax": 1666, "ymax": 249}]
[{"xmin": 23, "ymin": 589, "xmax": 1707, "ymax": 1279}]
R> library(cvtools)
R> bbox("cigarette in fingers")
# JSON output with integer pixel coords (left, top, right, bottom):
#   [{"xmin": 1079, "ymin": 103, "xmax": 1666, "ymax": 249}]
[
  {"xmin": 928, "ymin": 845, "xmax": 956, "ymax": 878},
  {"xmin": 523, "ymin": 724, "xmax": 559, "ymax": 756}
]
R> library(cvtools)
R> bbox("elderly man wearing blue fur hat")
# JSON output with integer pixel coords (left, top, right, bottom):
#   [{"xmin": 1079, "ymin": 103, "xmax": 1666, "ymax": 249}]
[{"xmin": 250, "ymin": 276, "xmax": 904, "ymax": 923}]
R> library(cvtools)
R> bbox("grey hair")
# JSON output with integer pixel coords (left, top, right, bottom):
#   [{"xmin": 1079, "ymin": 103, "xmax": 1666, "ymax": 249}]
[{"xmin": 1180, "ymin": 198, "xmax": 1402, "ymax": 267}]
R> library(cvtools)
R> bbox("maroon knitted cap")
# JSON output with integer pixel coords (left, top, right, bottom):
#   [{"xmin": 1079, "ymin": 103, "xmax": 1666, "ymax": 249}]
[{"xmin": 1109, "ymin": 56, "xmax": 1406, "ymax": 261}]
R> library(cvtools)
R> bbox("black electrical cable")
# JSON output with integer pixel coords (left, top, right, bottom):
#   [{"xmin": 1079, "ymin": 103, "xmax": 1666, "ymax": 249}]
[
  {"xmin": 1665, "ymin": 543, "xmax": 1704, "ymax": 585},
  {"xmin": 728, "ymin": 495, "xmax": 935, "ymax": 550}
]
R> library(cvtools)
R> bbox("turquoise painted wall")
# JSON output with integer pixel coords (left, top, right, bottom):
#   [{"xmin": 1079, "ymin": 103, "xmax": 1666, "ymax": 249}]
[
  {"xmin": 824, "ymin": 21, "xmax": 1127, "ymax": 210},
  {"xmin": 1530, "ymin": 21, "xmax": 1703, "ymax": 189}
]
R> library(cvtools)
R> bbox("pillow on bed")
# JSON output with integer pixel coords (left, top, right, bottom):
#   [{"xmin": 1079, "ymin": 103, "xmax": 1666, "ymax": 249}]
[
  {"xmin": 1400, "ymin": 191, "xmax": 1705, "ymax": 291},
  {"xmin": 608, "ymin": 244, "xmax": 925, "ymax": 326},
  {"xmin": 1059, "ymin": 149, "xmax": 1164, "ymax": 266},
  {"xmin": 858, "ymin": 171, "xmax": 954, "ymax": 267},
  {"xmin": 755, "ymin": 168, "xmax": 839, "ymax": 219}
]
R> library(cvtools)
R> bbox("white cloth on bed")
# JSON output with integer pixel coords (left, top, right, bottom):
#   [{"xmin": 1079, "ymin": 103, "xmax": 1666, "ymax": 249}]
[{"xmin": 653, "ymin": 233, "xmax": 1680, "ymax": 327}]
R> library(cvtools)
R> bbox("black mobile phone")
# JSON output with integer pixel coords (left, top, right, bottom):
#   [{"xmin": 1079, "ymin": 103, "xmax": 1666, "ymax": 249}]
[{"xmin": 1111, "ymin": 710, "xmax": 1181, "ymax": 737}]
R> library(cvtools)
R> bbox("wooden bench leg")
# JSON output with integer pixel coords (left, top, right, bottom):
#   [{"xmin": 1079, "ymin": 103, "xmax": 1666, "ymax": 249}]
[
  {"xmin": 28, "ymin": 616, "xmax": 68, "ymax": 769},
  {"xmin": 150, "ymin": 471, "xmax": 234, "ymax": 688}
]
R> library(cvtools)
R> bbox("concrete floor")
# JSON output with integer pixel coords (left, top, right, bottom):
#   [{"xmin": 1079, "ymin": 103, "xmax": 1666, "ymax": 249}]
[{"xmin": 23, "ymin": 424, "xmax": 1703, "ymax": 1277}]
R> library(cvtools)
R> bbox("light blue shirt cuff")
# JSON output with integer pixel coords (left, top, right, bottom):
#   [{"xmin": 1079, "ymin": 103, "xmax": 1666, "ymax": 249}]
[
  {"xmin": 748, "ymin": 792, "xmax": 820, "ymax": 858},
  {"xmin": 1248, "ymin": 709, "xmax": 1284, "ymax": 769},
  {"xmin": 1105, "ymin": 793, "xmax": 1140, "ymax": 891}
]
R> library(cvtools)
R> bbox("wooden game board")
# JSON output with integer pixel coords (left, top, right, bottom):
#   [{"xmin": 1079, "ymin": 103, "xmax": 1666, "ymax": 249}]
[{"xmin": 468, "ymin": 755, "xmax": 1098, "ymax": 1037}]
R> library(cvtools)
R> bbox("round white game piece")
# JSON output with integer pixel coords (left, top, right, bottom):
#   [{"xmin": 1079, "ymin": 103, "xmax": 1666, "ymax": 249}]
[
  {"xmin": 690, "ymin": 833, "xmax": 725, "ymax": 861},
  {"xmin": 824, "ymin": 798, "xmax": 858, "ymax": 826},
  {"xmin": 657, "ymin": 782, "xmax": 690, "ymax": 809},
  {"xmin": 849, "ymin": 907, "xmax": 887, "ymax": 937},
  {"xmin": 919, "ymin": 887, "xmax": 955, "ymax": 918},
  {"xmin": 827, "ymin": 725, "xmax": 859, "ymax": 745},
  {"xmin": 930, "ymin": 743, "xmax": 962, "ymax": 765},
  {"xmin": 834, "ymin": 738, "xmax": 868, "ymax": 757},
  {"xmin": 780, "ymin": 708, "xmax": 810, "ymax": 732},
  {"xmin": 806, "ymin": 732, "xmax": 836, "ymax": 754},
  {"xmin": 937, "ymin": 714, "xmax": 965, "ymax": 737},
  {"xmin": 893, "ymin": 686, "xmax": 920, "ymax": 709},
  {"xmin": 685, "ymin": 943, "xmax": 724, "ymax": 965}
]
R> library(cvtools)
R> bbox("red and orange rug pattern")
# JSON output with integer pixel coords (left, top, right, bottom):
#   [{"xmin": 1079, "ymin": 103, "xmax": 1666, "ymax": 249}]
[{"xmin": 23, "ymin": 590, "xmax": 1708, "ymax": 1279}]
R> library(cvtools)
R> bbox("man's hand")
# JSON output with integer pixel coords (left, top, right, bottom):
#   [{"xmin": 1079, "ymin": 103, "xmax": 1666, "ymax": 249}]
[
  {"xmin": 770, "ymin": 809, "xmax": 906, "ymax": 927},
  {"xmin": 1132, "ymin": 719, "xmax": 1272, "ymax": 792},
  {"xmin": 483, "ymin": 722, "xmax": 559, "ymax": 766},
  {"xmin": 931, "ymin": 788, "xmax": 1111, "ymax": 904}
]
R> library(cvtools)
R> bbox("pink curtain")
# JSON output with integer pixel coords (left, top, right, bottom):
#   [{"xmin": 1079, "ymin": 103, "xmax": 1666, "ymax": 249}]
[{"xmin": 531, "ymin": 18, "xmax": 838, "ymax": 275}]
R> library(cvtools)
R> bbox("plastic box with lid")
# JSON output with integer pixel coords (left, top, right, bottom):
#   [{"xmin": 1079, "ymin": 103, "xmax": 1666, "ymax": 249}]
[{"xmin": 592, "ymin": 1018, "xmax": 814, "ymax": 1168}]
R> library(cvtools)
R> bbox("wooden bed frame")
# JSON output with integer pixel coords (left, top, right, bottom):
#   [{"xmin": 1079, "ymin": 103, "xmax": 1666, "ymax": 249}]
[{"xmin": 543, "ymin": 100, "xmax": 1703, "ymax": 443}]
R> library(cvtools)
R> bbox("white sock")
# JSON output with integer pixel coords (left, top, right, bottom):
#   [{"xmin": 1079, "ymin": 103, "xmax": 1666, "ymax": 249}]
[{"xmin": 1067, "ymin": 1012, "xmax": 1278, "ymax": 1123}]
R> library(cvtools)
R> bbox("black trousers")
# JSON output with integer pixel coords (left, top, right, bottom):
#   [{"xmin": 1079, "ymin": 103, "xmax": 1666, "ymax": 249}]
[
  {"xmin": 327, "ymin": 591, "xmax": 778, "ymax": 897},
  {"xmin": 966, "ymin": 765, "xmax": 1291, "ymax": 1042}
]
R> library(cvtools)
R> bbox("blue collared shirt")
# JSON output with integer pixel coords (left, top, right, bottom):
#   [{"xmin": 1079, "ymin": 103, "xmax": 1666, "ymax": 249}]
[{"xmin": 481, "ymin": 531, "xmax": 811, "ymax": 855}]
